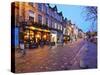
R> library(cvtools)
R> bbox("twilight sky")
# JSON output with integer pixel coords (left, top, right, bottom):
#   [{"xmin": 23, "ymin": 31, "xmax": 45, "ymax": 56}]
[{"xmin": 50, "ymin": 4, "xmax": 96, "ymax": 32}]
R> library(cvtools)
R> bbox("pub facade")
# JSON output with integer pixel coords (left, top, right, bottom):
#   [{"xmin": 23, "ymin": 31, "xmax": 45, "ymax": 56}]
[{"xmin": 12, "ymin": 2, "xmax": 67, "ymax": 48}]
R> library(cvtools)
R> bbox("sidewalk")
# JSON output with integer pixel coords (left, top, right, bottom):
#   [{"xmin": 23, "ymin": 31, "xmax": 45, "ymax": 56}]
[
  {"xmin": 70, "ymin": 40, "xmax": 97, "ymax": 69},
  {"xmin": 79, "ymin": 41, "xmax": 97, "ymax": 68}
]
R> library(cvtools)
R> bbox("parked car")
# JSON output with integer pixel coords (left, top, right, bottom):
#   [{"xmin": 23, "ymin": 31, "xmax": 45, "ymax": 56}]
[
  {"xmin": 93, "ymin": 36, "xmax": 97, "ymax": 44},
  {"xmin": 90, "ymin": 36, "xmax": 97, "ymax": 44}
]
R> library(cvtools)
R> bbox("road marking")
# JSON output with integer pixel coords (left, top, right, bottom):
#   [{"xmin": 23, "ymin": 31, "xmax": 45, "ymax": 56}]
[{"xmin": 69, "ymin": 42, "xmax": 87, "ymax": 68}]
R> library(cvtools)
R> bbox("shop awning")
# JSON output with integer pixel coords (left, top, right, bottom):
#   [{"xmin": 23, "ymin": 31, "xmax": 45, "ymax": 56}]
[{"xmin": 28, "ymin": 26, "xmax": 50, "ymax": 32}]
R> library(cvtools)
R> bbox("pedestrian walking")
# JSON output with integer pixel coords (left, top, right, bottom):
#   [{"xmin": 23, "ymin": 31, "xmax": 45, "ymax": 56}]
[
  {"xmin": 48, "ymin": 35, "xmax": 53, "ymax": 49},
  {"xmin": 70, "ymin": 36, "xmax": 73, "ymax": 43},
  {"xmin": 19, "ymin": 40, "xmax": 26, "ymax": 57},
  {"xmin": 48, "ymin": 41, "xmax": 52, "ymax": 49},
  {"xmin": 61, "ymin": 39, "xmax": 64, "ymax": 47},
  {"xmin": 40, "ymin": 40, "xmax": 44, "ymax": 48}
]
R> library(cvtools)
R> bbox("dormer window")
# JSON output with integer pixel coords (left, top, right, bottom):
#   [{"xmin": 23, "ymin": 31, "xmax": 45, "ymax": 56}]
[{"xmin": 38, "ymin": 3, "xmax": 42, "ymax": 12}]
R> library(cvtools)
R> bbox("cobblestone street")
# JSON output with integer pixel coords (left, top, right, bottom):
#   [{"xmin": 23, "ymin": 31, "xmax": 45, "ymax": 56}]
[{"xmin": 15, "ymin": 39, "xmax": 97, "ymax": 73}]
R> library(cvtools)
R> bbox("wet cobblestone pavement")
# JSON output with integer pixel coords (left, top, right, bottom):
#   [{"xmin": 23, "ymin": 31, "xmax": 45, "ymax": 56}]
[{"xmin": 15, "ymin": 39, "xmax": 97, "ymax": 73}]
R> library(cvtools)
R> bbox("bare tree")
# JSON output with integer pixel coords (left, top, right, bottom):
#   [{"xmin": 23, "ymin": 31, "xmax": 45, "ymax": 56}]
[
  {"xmin": 85, "ymin": 6, "xmax": 97, "ymax": 21},
  {"xmin": 84, "ymin": 6, "xmax": 97, "ymax": 31}
]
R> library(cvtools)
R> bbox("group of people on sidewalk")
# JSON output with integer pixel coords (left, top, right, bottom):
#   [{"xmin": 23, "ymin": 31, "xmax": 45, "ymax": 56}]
[
  {"xmin": 18, "ymin": 36, "xmax": 80, "ymax": 57},
  {"xmin": 18, "ymin": 39, "xmax": 65, "ymax": 57}
]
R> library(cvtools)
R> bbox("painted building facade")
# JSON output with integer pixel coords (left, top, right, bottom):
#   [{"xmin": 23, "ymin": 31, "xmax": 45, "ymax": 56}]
[{"xmin": 12, "ymin": 2, "xmax": 66, "ymax": 48}]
